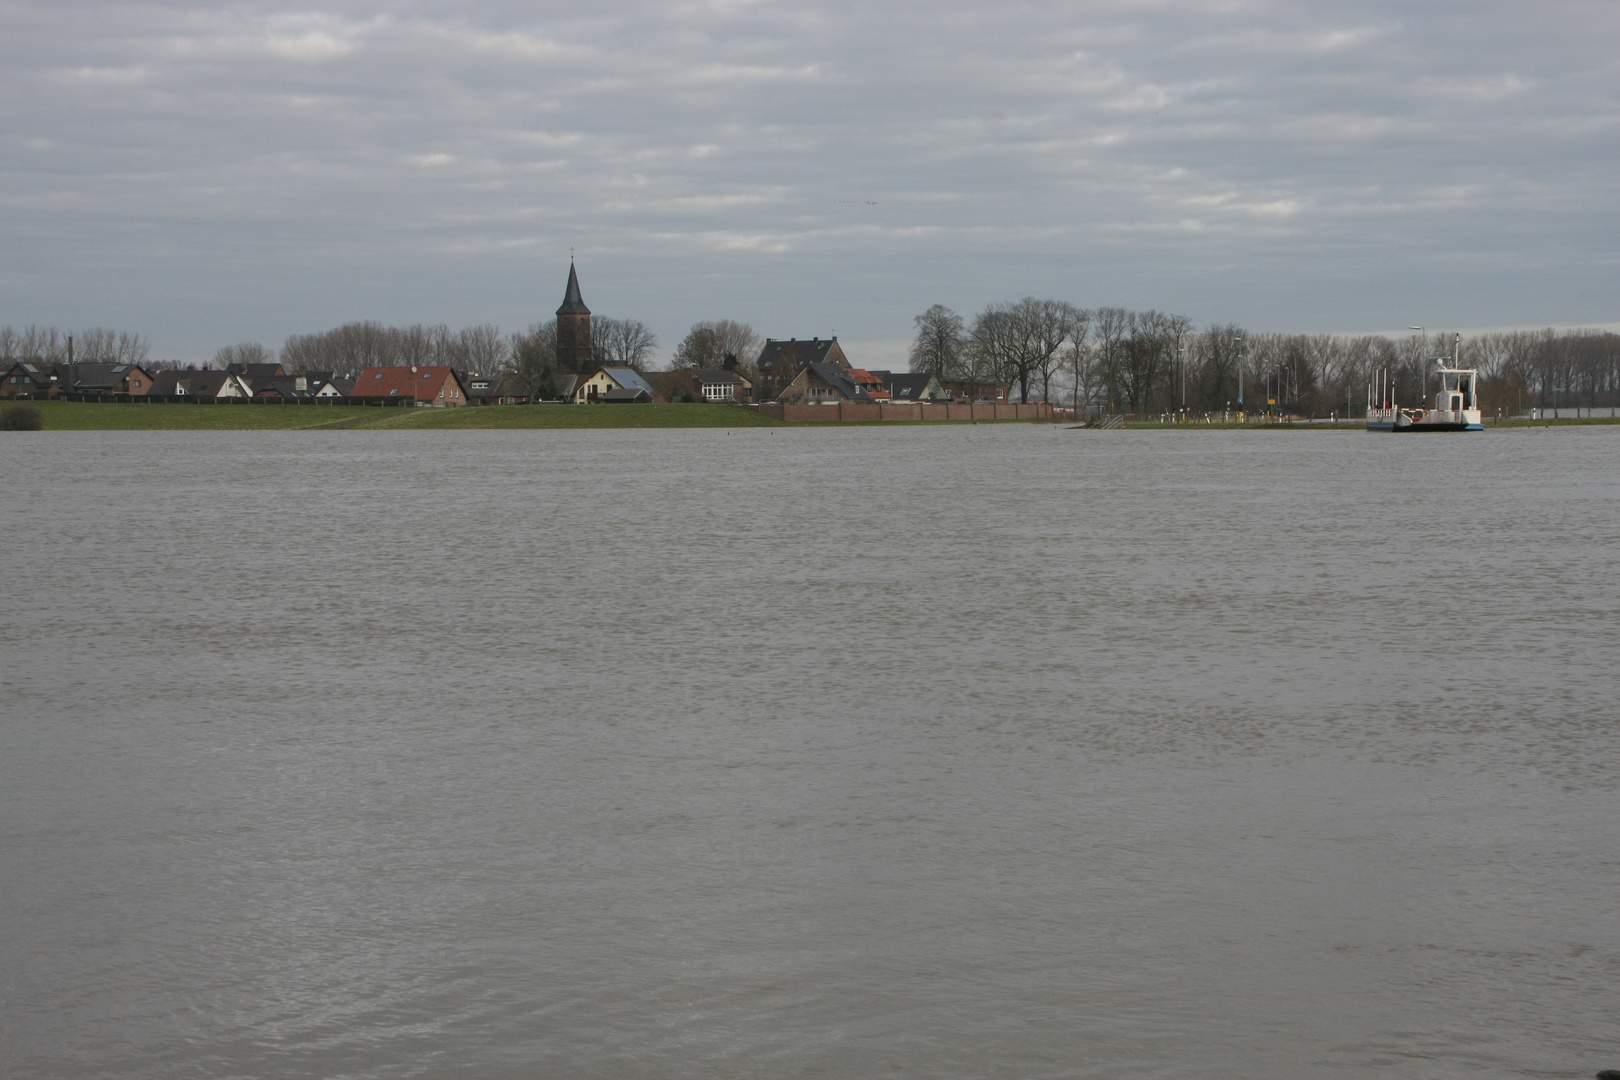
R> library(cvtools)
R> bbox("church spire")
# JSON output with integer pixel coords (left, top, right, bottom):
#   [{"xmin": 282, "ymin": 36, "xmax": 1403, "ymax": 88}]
[{"xmin": 556, "ymin": 261, "xmax": 590, "ymax": 316}]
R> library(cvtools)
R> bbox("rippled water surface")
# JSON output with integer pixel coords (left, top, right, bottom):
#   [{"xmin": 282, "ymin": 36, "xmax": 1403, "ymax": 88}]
[{"xmin": 3, "ymin": 425, "xmax": 1618, "ymax": 1079}]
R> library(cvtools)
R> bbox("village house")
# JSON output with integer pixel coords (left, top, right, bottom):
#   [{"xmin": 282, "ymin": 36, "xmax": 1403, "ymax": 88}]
[
  {"xmin": 349, "ymin": 365, "xmax": 469, "ymax": 405},
  {"xmin": 67, "ymin": 363, "xmax": 156, "ymax": 395},
  {"xmin": 692, "ymin": 368, "xmax": 751, "ymax": 402},
  {"xmin": 1, "ymin": 362, "xmax": 61, "ymax": 399},
  {"xmin": 249, "ymin": 374, "xmax": 342, "ymax": 399},
  {"xmin": 573, "ymin": 366, "xmax": 657, "ymax": 403},
  {"xmin": 148, "ymin": 369, "xmax": 254, "ymax": 398},
  {"xmin": 847, "ymin": 369, "xmax": 890, "ymax": 401},
  {"xmin": 462, "ymin": 372, "xmax": 531, "ymax": 405},
  {"xmin": 940, "ymin": 378, "xmax": 1010, "ymax": 402},
  {"xmin": 646, "ymin": 368, "xmax": 754, "ymax": 403},
  {"xmin": 777, "ymin": 362, "xmax": 876, "ymax": 405},
  {"xmin": 870, "ymin": 371, "xmax": 950, "ymax": 402},
  {"xmin": 754, "ymin": 336, "xmax": 849, "ymax": 400}
]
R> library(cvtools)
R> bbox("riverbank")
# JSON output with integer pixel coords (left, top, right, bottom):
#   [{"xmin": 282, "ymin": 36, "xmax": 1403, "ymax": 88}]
[
  {"xmin": 9, "ymin": 401, "xmax": 789, "ymax": 430},
  {"xmin": 1112, "ymin": 415, "xmax": 1620, "ymax": 430},
  {"xmin": 10, "ymin": 400, "xmax": 1619, "ymax": 431},
  {"xmin": 7, "ymin": 401, "xmax": 1057, "ymax": 430}
]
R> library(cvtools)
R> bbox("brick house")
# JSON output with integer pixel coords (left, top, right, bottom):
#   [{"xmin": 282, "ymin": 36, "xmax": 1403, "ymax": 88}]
[
  {"xmin": 63, "ymin": 363, "xmax": 156, "ymax": 395},
  {"xmin": 350, "ymin": 366, "xmax": 469, "ymax": 405},
  {"xmin": 777, "ymin": 362, "xmax": 876, "ymax": 405},
  {"xmin": 754, "ymin": 336, "xmax": 850, "ymax": 400},
  {"xmin": 2, "ymin": 363, "xmax": 61, "ymax": 398}
]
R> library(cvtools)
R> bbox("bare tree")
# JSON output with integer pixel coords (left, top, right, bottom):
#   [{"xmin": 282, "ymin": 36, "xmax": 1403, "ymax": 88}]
[
  {"xmin": 1060, "ymin": 309, "xmax": 1096, "ymax": 415},
  {"xmin": 1091, "ymin": 308, "xmax": 1129, "ymax": 413},
  {"xmin": 966, "ymin": 305, "xmax": 1021, "ymax": 396},
  {"xmin": 909, "ymin": 304, "xmax": 965, "ymax": 377},
  {"xmin": 509, "ymin": 323, "xmax": 559, "ymax": 399},
  {"xmin": 673, "ymin": 320, "xmax": 759, "ymax": 371},
  {"xmin": 1020, "ymin": 299, "xmax": 1081, "ymax": 403},
  {"xmin": 592, "ymin": 318, "xmax": 659, "ymax": 371},
  {"xmin": 453, "ymin": 325, "xmax": 507, "ymax": 375},
  {"xmin": 213, "ymin": 342, "xmax": 276, "ymax": 370},
  {"xmin": 78, "ymin": 328, "xmax": 152, "ymax": 365}
]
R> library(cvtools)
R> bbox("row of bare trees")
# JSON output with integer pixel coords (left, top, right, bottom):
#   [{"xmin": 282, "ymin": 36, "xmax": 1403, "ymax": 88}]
[
  {"xmin": 0, "ymin": 326, "xmax": 151, "ymax": 366},
  {"xmin": 273, "ymin": 317, "xmax": 658, "ymax": 398},
  {"xmin": 911, "ymin": 304, "xmax": 1620, "ymax": 417}
]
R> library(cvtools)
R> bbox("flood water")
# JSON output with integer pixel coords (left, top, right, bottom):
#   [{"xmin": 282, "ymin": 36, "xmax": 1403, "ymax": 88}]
[{"xmin": 2, "ymin": 425, "xmax": 1617, "ymax": 1079}]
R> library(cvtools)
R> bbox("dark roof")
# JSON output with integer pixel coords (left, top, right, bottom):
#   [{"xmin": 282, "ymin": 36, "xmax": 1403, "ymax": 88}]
[
  {"xmin": 556, "ymin": 262, "xmax": 590, "ymax": 316},
  {"xmin": 805, "ymin": 362, "xmax": 870, "ymax": 400},
  {"xmin": 757, "ymin": 337, "xmax": 839, "ymax": 373},
  {"xmin": 690, "ymin": 368, "xmax": 747, "ymax": 386},
  {"xmin": 66, "ymin": 363, "xmax": 148, "ymax": 390},
  {"xmin": 458, "ymin": 371, "xmax": 526, "ymax": 400},
  {"xmin": 250, "ymin": 375, "xmax": 328, "ymax": 398},
  {"xmin": 148, "ymin": 369, "xmax": 241, "ymax": 396},
  {"xmin": 4, "ymin": 362, "xmax": 58, "ymax": 387},
  {"xmin": 222, "ymin": 362, "xmax": 285, "ymax": 378},
  {"xmin": 600, "ymin": 387, "xmax": 652, "ymax": 402},
  {"xmin": 883, "ymin": 373, "xmax": 942, "ymax": 399}
]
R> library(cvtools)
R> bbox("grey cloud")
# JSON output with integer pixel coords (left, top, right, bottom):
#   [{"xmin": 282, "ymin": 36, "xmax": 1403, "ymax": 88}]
[{"xmin": 1, "ymin": 0, "xmax": 1615, "ymax": 361}]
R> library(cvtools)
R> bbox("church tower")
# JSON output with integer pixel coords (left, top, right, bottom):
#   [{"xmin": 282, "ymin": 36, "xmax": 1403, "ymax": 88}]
[{"xmin": 556, "ymin": 262, "xmax": 592, "ymax": 373}]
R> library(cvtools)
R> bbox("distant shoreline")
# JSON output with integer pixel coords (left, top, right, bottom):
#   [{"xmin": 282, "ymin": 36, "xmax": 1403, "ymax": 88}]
[{"xmin": 7, "ymin": 400, "xmax": 1618, "ymax": 431}]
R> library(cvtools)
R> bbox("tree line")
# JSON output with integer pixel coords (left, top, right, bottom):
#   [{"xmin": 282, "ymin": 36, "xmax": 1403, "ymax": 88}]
[
  {"xmin": 8, "ymin": 314, "xmax": 1615, "ymax": 416},
  {"xmin": 909, "ymin": 304, "xmax": 1620, "ymax": 417},
  {"xmin": 0, "ymin": 326, "xmax": 152, "ymax": 367}
]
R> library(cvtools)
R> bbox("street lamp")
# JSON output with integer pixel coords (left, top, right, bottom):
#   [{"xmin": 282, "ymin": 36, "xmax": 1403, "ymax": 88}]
[
  {"xmin": 1409, "ymin": 326, "xmax": 1424, "ymax": 399},
  {"xmin": 1235, "ymin": 334, "xmax": 1246, "ymax": 416}
]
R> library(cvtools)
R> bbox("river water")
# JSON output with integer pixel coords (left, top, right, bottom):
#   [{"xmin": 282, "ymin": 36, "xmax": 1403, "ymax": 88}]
[{"xmin": 2, "ymin": 425, "xmax": 1617, "ymax": 1079}]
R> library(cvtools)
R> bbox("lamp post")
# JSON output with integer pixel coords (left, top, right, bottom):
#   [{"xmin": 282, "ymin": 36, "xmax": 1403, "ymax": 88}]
[
  {"xmin": 1408, "ymin": 326, "xmax": 1424, "ymax": 401},
  {"xmin": 1235, "ymin": 333, "xmax": 1246, "ymax": 419},
  {"xmin": 1179, "ymin": 340, "xmax": 1187, "ymax": 416}
]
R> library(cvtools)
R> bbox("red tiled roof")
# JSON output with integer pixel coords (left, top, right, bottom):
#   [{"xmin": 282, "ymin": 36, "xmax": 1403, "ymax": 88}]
[{"xmin": 351, "ymin": 366, "xmax": 464, "ymax": 401}]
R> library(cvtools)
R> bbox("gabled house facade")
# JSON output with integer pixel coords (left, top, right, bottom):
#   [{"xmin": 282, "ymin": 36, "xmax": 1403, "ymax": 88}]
[
  {"xmin": 462, "ymin": 372, "xmax": 531, "ymax": 405},
  {"xmin": 573, "ymin": 366, "xmax": 657, "ymax": 403},
  {"xmin": 59, "ymin": 363, "xmax": 155, "ymax": 395},
  {"xmin": 777, "ymin": 362, "xmax": 875, "ymax": 405},
  {"xmin": 148, "ymin": 370, "xmax": 254, "ymax": 398},
  {"xmin": 871, "ymin": 371, "xmax": 949, "ymax": 402},
  {"xmin": 2, "ymin": 363, "xmax": 61, "ymax": 399},
  {"xmin": 249, "ymin": 374, "xmax": 342, "ymax": 399},
  {"xmin": 350, "ymin": 365, "xmax": 469, "ymax": 405},
  {"xmin": 754, "ymin": 336, "xmax": 850, "ymax": 400}
]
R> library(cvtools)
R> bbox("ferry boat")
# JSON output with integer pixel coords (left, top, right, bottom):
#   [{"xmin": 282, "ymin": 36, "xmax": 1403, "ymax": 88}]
[{"xmin": 1366, "ymin": 338, "xmax": 1484, "ymax": 432}]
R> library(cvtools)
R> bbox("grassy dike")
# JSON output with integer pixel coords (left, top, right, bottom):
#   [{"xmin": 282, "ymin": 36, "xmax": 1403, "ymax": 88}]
[{"xmin": 17, "ymin": 401, "xmax": 787, "ymax": 430}]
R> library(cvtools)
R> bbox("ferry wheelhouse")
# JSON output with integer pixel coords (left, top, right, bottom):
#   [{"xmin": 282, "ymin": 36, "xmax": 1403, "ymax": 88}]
[{"xmin": 1366, "ymin": 335, "xmax": 1484, "ymax": 432}]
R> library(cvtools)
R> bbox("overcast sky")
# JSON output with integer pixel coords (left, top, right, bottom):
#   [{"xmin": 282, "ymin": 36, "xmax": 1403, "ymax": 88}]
[{"xmin": 3, "ymin": 0, "xmax": 1616, "ymax": 365}]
